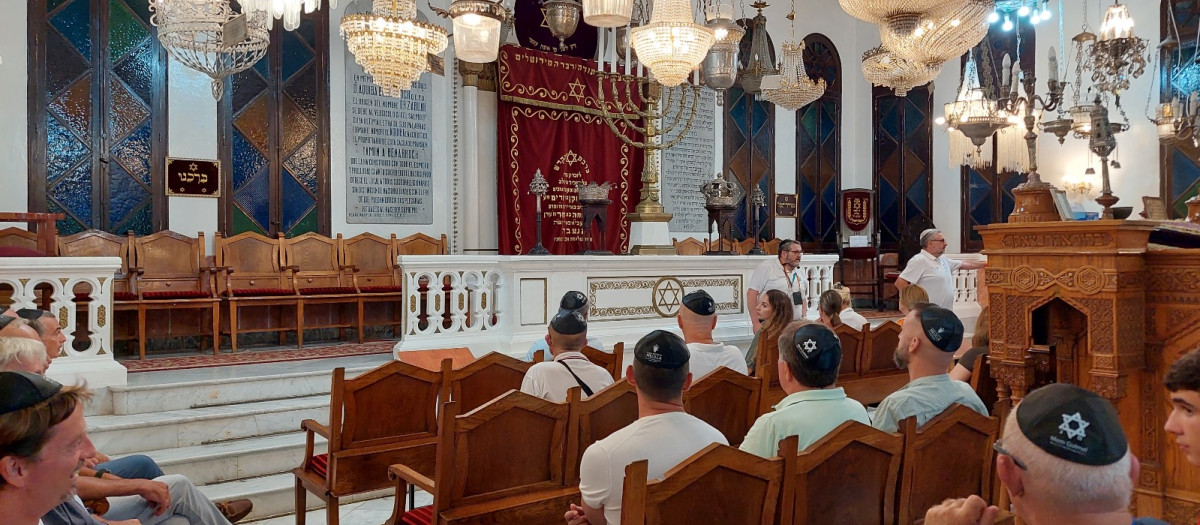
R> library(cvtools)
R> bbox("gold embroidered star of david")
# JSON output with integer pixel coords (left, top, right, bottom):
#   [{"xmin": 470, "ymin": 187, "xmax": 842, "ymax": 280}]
[
  {"xmin": 567, "ymin": 79, "xmax": 586, "ymax": 101},
  {"xmin": 651, "ymin": 277, "xmax": 685, "ymax": 317},
  {"xmin": 540, "ymin": 7, "xmax": 550, "ymax": 28}
]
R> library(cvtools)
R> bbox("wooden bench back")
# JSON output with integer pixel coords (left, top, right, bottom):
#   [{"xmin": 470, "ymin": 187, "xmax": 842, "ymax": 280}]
[
  {"xmin": 131, "ymin": 231, "xmax": 211, "ymax": 295},
  {"xmin": 331, "ymin": 360, "xmax": 444, "ymax": 452},
  {"xmin": 395, "ymin": 233, "xmax": 448, "ymax": 255},
  {"xmin": 582, "ymin": 342, "xmax": 625, "ymax": 381},
  {"xmin": 833, "ymin": 323, "xmax": 866, "ymax": 379},
  {"xmin": 443, "ymin": 352, "xmax": 533, "ymax": 414},
  {"xmin": 970, "ymin": 355, "xmax": 998, "ymax": 414},
  {"xmin": 284, "ymin": 232, "xmax": 351, "ymax": 290},
  {"xmin": 683, "ymin": 367, "xmax": 768, "ymax": 447},
  {"xmin": 785, "ymin": 421, "xmax": 902, "ymax": 525},
  {"xmin": 57, "ymin": 230, "xmax": 133, "ymax": 295},
  {"xmin": 672, "ymin": 237, "xmax": 708, "ymax": 255},
  {"xmin": 862, "ymin": 321, "xmax": 902, "ymax": 376},
  {"xmin": 620, "ymin": 442, "xmax": 787, "ymax": 525},
  {"xmin": 342, "ymin": 232, "xmax": 401, "ymax": 290},
  {"xmin": 566, "ymin": 380, "xmax": 639, "ymax": 483},
  {"xmin": 0, "ymin": 227, "xmax": 39, "ymax": 251},
  {"xmin": 896, "ymin": 404, "xmax": 999, "ymax": 525},
  {"xmin": 434, "ymin": 391, "xmax": 569, "ymax": 509},
  {"xmin": 213, "ymin": 231, "xmax": 290, "ymax": 292},
  {"xmin": 762, "ymin": 239, "xmax": 781, "ymax": 255}
]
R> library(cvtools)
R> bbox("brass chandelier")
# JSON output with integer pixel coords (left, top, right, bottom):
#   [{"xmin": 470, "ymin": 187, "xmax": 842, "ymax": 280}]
[
  {"xmin": 861, "ymin": 46, "xmax": 943, "ymax": 96},
  {"xmin": 1089, "ymin": 2, "xmax": 1146, "ymax": 95},
  {"xmin": 840, "ymin": 0, "xmax": 969, "ymax": 40},
  {"xmin": 762, "ymin": 40, "xmax": 825, "ymax": 110},
  {"xmin": 341, "ymin": 0, "xmax": 449, "ymax": 97}
]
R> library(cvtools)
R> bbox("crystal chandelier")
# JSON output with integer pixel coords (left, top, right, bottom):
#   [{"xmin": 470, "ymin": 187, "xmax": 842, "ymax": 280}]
[
  {"xmin": 880, "ymin": 0, "xmax": 991, "ymax": 66},
  {"xmin": 341, "ymin": 0, "xmax": 449, "ymax": 97},
  {"xmin": 240, "ymin": 0, "xmax": 336, "ymax": 31},
  {"xmin": 1089, "ymin": 2, "xmax": 1146, "ymax": 95},
  {"xmin": 700, "ymin": 0, "xmax": 744, "ymax": 98},
  {"xmin": 861, "ymin": 46, "xmax": 942, "ymax": 96},
  {"xmin": 629, "ymin": 0, "xmax": 715, "ymax": 86},
  {"xmin": 149, "ymin": 0, "xmax": 270, "ymax": 101},
  {"xmin": 738, "ymin": 1, "xmax": 776, "ymax": 94},
  {"xmin": 839, "ymin": 0, "xmax": 970, "ymax": 39},
  {"xmin": 763, "ymin": 41, "xmax": 825, "ymax": 110},
  {"xmin": 989, "ymin": 0, "xmax": 1051, "ymax": 29}
]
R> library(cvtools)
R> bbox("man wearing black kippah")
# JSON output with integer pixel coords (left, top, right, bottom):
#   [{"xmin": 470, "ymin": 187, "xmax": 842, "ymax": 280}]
[
  {"xmin": 519, "ymin": 309, "xmax": 613, "ymax": 402},
  {"xmin": 926, "ymin": 383, "xmax": 1167, "ymax": 525},
  {"xmin": 740, "ymin": 321, "xmax": 869, "ymax": 457},
  {"xmin": 677, "ymin": 289, "xmax": 747, "ymax": 378},
  {"xmin": 871, "ymin": 302, "xmax": 987, "ymax": 433},
  {"xmin": 524, "ymin": 291, "xmax": 605, "ymax": 362},
  {"xmin": 565, "ymin": 330, "xmax": 726, "ymax": 525}
]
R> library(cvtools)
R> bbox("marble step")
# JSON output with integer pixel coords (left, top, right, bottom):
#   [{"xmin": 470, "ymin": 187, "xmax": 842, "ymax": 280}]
[
  {"xmin": 87, "ymin": 395, "xmax": 330, "ymax": 455},
  {"xmin": 136, "ymin": 431, "xmax": 325, "ymax": 486},
  {"xmin": 199, "ymin": 472, "xmax": 393, "ymax": 523},
  {"xmin": 107, "ymin": 366, "xmax": 377, "ymax": 416}
]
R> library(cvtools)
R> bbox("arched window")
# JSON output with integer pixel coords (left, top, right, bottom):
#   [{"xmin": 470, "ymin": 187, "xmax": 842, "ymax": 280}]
[
  {"xmin": 873, "ymin": 86, "xmax": 933, "ymax": 252},
  {"xmin": 1161, "ymin": 0, "xmax": 1200, "ymax": 217},
  {"xmin": 796, "ymin": 33, "xmax": 841, "ymax": 253}
]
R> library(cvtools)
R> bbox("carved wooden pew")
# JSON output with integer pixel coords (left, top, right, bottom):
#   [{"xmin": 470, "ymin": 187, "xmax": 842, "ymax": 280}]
[
  {"xmin": 442, "ymin": 352, "xmax": 533, "ymax": 414},
  {"xmin": 128, "ymin": 231, "xmax": 221, "ymax": 358},
  {"xmin": 342, "ymin": 233, "xmax": 404, "ymax": 338},
  {"xmin": 683, "ymin": 367, "xmax": 769, "ymax": 447},
  {"xmin": 672, "ymin": 237, "xmax": 709, "ymax": 256},
  {"xmin": 833, "ymin": 323, "xmax": 866, "ymax": 380},
  {"xmin": 283, "ymin": 233, "xmax": 362, "ymax": 342},
  {"xmin": 784, "ymin": 421, "xmax": 903, "ymax": 525},
  {"xmin": 293, "ymin": 359, "xmax": 443, "ymax": 525},
  {"xmin": 895, "ymin": 404, "xmax": 999, "ymax": 525},
  {"xmin": 565, "ymin": 381, "xmax": 639, "ymax": 484},
  {"xmin": 841, "ymin": 320, "xmax": 908, "ymax": 405},
  {"xmin": 213, "ymin": 231, "xmax": 301, "ymax": 351}
]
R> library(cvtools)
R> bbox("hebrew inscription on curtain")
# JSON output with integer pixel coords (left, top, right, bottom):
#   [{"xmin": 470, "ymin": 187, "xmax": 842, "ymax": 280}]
[
  {"xmin": 497, "ymin": 45, "xmax": 644, "ymax": 255},
  {"xmin": 660, "ymin": 88, "xmax": 717, "ymax": 234},
  {"xmin": 344, "ymin": 59, "xmax": 434, "ymax": 224}
]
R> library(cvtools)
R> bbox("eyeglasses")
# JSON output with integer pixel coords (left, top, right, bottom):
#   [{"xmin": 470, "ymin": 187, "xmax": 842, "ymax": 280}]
[
  {"xmin": 992, "ymin": 440, "xmax": 1028, "ymax": 470},
  {"xmin": 787, "ymin": 249, "xmax": 803, "ymax": 254}
]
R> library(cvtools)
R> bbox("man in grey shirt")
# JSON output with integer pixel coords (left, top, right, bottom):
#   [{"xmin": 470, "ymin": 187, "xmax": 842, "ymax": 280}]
[{"xmin": 871, "ymin": 303, "xmax": 987, "ymax": 433}]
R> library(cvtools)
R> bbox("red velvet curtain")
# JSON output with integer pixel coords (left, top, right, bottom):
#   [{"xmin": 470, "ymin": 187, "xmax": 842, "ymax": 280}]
[{"xmin": 497, "ymin": 45, "xmax": 643, "ymax": 255}]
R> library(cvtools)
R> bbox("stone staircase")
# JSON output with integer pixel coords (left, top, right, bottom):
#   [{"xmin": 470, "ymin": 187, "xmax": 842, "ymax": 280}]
[{"xmin": 85, "ymin": 355, "xmax": 395, "ymax": 523}]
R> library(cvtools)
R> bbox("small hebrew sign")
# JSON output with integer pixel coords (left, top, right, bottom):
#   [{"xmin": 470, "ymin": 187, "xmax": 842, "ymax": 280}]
[{"xmin": 166, "ymin": 158, "xmax": 221, "ymax": 197}]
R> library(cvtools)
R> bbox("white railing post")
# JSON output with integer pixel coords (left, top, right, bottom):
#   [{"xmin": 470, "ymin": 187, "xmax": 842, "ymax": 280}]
[{"xmin": 398, "ymin": 256, "xmax": 506, "ymax": 355}]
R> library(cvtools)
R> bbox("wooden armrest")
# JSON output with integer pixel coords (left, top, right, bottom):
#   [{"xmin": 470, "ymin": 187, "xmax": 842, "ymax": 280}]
[
  {"xmin": 300, "ymin": 419, "xmax": 330, "ymax": 438},
  {"xmin": 281, "ymin": 265, "xmax": 301, "ymax": 272},
  {"xmin": 130, "ymin": 266, "xmax": 145, "ymax": 275},
  {"xmin": 204, "ymin": 266, "xmax": 232, "ymax": 274},
  {"xmin": 389, "ymin": 464, "xmax": 435, "ymax": 493},
  {"xmin": 339, "ymin": 265, "xmax": 359, "ymax": 272}
]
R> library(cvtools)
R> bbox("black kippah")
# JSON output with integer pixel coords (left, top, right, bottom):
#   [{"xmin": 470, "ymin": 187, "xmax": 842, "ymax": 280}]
[
  {"xmin": 560, "ymin": 291, "xmax": 588, "ymax": 311},
  {"xmin": 681, "ymin": 290, "xmax": 716, "ymax": 316},
  {"xmin": 789, "ymin": 324, "xmax": 842, "ymax": 373},
  {"xmin": 549, "ymin": 309, "xmax": 587, "ymax": 335},
  {"xmin": 634, "ymin": 330, "xmax": 690, "ymax": 369},
  {"xmin": 918, "ymin": 305, "xmax": 964, "ymax": 352},
  {"xmin": 0, "ymin": 371, "xmax": 63, "ymax": 415},
  {"xmin": 1016, "ymin": 383, "xmax": 1128, "ymax": 466}
]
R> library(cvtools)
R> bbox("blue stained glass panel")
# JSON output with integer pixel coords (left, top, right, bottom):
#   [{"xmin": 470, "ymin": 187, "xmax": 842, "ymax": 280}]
[
  {"xmin": 48, "ymin": 201, "xmax": 84, "ymax": 236},
  {"xmin": 49, "ymin": 162, "xmax": 93, "ymax": 224},
  {"xmin": 285, "ymin": 140, "xmax": 318, "ymax": 193},
  {"xmin": 116, "ymin": 205, "xmax": 152, "ymax": 236},
  {"xmin": 295, "ymin": 16, "xmax": 318, "ymax": 48},
  {"xmin": 235, "ymin": 169, "xmax": 271, "ymax": 232},
  {"xmin": 285, "ymin": 65, "xmax": 319, "ymax": 121},
  {"xmin": 1001, "ymin": 175, "xmax": 1020, "ymax": 218},
  {"xmin": 51, "ymin": 0, "xmax": 92, "ymax": 59},
  {"xmin": 232, "ymin": 70, "xmax": 268, "ymax": 113},
  {"xmin": 819, "ymin": 107, "xmax": 835, "ymax": 143},
  {"xmin": 753, "ymin": 125, "xmax": 772, "ymax": 159},
  {"xmin": 113, "ymin": 124, "xmax": 152, "ymax": 185},
  {"xmin": 281, "ymin": 169, "xmax": 316, "ymax": 233},
  {"xmin": 45, "ymin": 28, "xmax": 90, "ymax": 98},
  {"xmin": 969, "ymin": 169, "xmax": 991, "ymax": 210},
  {"xmin": 281, "ymin": 33, "xmax": 313, "ymax": 82},
  {"xmin": 751, "ymin": 100, "xmax": 770, "ymax": 135},
  {"xmin": 108, "ymin": 0, "xmax": 148, "ymax": 63},
  {"xmin": 802, "ymin": 203, "xmax": 817, "ymax": 242},
  {"xmin": 232, "ymin": 130, "xmax": 269, "ymax": 191},
  {"xmin": 729, "ymin": 89, "xmax": 749, "ymax": 136},
  {"xmin": 904, "ymin": 97, "xmax": 927, "ymax": 137},
  {"xmin": 1172, "ymin": 149, "xmax": 1200, "ymax": 199},
  {"xmin": 113, "ymin": 41, "xmax": 155, "ymax": 104},
  {"xmin": 46, "ymin": 114, "xmax": 90, "ymax": 180},
  {"xmin": 971, "ymin": 203, "xmax": 992, "ymax": 230},
  {"xmin": 122, "ymin": 0, "xmax": 152, "ymax": 23},
  {"xmin": 253, "ymin": 54, "xmax": 270, "ymax": 79},
  {"xmin": 906, "ymin": 169, "xmax": 929, "ymax": 212},
  {"xmin": 107, "ymin": 162, "xmax": 148, "ymax": 225}
]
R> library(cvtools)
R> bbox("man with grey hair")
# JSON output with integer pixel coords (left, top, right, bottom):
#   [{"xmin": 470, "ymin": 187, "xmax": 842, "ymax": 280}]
[
  {"xmin": 747, "ymin": 239, "xmax": 807, "ymax": 332},
  {"xmin": 0, "ymin": 337, "xmax": 50, "ymax": 375},
  {"xmin": 925, "ymin": 383, "xmax": 1167, "ymax": 525},
  {"xmin": 895, "ymin": 228, "xmax": 985, "ymax": 309}
]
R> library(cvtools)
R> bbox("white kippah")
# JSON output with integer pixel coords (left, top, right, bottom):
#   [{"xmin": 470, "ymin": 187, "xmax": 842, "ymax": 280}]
[{"xmin": 919, "ymin": 229, "xmax": 941, "ymax": 246}]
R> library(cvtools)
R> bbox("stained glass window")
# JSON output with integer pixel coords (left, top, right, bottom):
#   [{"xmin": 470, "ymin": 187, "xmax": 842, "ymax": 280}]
[
  {"xmin": 796, "ymin": 34, "xmax": 841, "ymax": 253},
  {"xmin": 1162, "ymin": 0, "xmax": 1200, "ymax": 218},
  {"xmin": 873, "ymin": 85, "xmax": 933, "ymax": 252},
  {"xmin": 724, "ymin": 20, "xmax": 776, "ymax": 243},
  {"xmin": 32, "ymin": 0, "xmax": 166, "ymax": 235}
]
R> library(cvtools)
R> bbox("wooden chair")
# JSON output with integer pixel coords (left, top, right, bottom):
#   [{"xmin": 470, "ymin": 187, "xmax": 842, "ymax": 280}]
[
  {"xmin": 683, "ymin": 367, "xmax": 769, "ymax": 447},
  {"xmin": 295, "ymin": 360, "xmax": 444, "ymax": 525},
  {"xmin": 672, "ymin": 237, "xmax": 709, "ymax": 256},
  {"xmin": 861, "ymin": 321, "xmax": 902, "ymax": 377},
  {"xmin": 57, "ymin": 230, "xmax": 136, "ymax": 346},
  {"xmin": 970, "ymin": 354, "xmax": 999, "ymax": 414},
  {"xmin": 620, "ymin": 442, "xmax": 787, "ymax": 525},
  {"xmin": 283, "ymin": 233, "xmax": 361, "ymax": 342},
  {"xmin": 733, "ymin": 238, "xmax": 756, "ymax": 255},
  {"xmin": 386, "ymin": 391, "xmax": 574, "ymax": 525},
  {"xmin": 394, "ymin": 233, "xmax": 448, "ymax": 255},
  {"xmin": 442, "ymin": 352, "xmax": 533, "ymax": 414},
  {"xmin": 128, "ymin": 231, "xmax": 221, "ymax": 359},
  {"xmin": 0, "ymin": 226, "xmax": 40, "ymax": 252},
  {"xmin": 784, "ymin": 421, "xmax": 902, "ymax": 525},
  {"xmin": 582, "ymin": 342, "xmax": 625, "ymax": 381},
  {"xmin": 833, "ymin": 323, "xmax": 866, "ymax": 380},
  {"xmin": 896, "ymin": 404, "xmax": 999, "ymax": 525},
  {"xmin": 565, "ymin": 380, "xmax": 639, "ymax": 483},
  {"xmin": 342, "ymin": 233, "xmax": 404, "ymax": 338},
  {"xmin": 762, "ymin": 239, "xmax": 781, "ymax": 255},
  {"xmin": 213, "ymin": 231, "xmax": 301, "ymax": 352}
]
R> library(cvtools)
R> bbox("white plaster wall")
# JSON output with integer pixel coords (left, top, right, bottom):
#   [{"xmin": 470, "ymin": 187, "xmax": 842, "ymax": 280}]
[
  {"xmin": 167, "ymin": 60, "xmax": 220, "ymax": 252},
  {"xmin": 0, "ymin": 1, "xmax": 29, "ymax": 213}
]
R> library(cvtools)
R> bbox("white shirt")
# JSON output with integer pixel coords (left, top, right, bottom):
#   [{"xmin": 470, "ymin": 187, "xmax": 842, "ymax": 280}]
[
  {"xmin": 839, "ymin": 307, "xmax": 870, "ymax": 331},
  {"xmin": 520, "ymin": 351, "xmax": 614, "ymax": 403},
  {"xmin": 687, "ymin": 342, "xmax": 749, "ymax": 377},
  {"xmin": 579, "ymin": 412, "xmax": 728, "ymax": 524},
  {"xmin": 748, "ymin": 258, "xmax": 806, "ymax": 320},
  {"xmin": 897, "ymin": 250, "xmax": 963, "ymax": 310},
  {"xmin": 524, "ymin": 336, "xmax": 605, "ymax": 362}
]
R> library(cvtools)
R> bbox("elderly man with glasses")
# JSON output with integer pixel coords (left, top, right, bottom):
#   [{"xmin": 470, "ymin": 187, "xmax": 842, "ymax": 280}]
[
  {"xmin": 895, "ymin": 228, "xmax": 986, "ymax": 310},
  {"xmin": 747, "ymin": 239, "xmax": 808, "ymax": 333}
]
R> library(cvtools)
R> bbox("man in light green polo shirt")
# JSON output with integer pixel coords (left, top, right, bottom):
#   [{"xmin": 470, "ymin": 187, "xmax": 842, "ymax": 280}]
[{"xmin": 739, "ymin": 321, "xmax": 870, "ymax": 457}]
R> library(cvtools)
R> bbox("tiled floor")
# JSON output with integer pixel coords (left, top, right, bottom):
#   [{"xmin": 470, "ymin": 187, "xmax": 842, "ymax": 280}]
[
  {"xmin": 126, "ymin": 353, "xmax": 394, "ymax": 386},
  {"xmin": 246, "ymin": 493, "xmax": 433, "ymax": 525}
]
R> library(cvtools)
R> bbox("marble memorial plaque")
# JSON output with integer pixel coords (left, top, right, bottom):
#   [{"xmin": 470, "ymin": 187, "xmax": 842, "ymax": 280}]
[{"xmin": 660, "ymin": 88, "xmax": 717, "ymax": 233}]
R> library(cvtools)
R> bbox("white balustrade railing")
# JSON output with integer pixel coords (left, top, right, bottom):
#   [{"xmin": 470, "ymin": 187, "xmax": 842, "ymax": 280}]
[
  {"xmin": 945, "ymin": 253, "xmax": 987, "ymax": 327},
  {"xmin": 402, "ymin": 256, "xmax": 505, "ymax": 337},
  {"xmin": 801, "ymin": 259, "xmax": 837, "ymax": 315},
  {"xmin": 0, "ymin": 256, "xmax": 126, "ymax": 387}
]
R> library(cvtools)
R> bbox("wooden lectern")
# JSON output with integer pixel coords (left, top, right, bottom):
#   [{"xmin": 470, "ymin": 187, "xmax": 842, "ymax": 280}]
[{"xmin": 980, "ymin": 219, "xmax": 1200, "ymax": 521}]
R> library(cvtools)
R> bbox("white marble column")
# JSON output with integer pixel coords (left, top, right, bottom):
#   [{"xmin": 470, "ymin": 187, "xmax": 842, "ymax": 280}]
[{"xmin": 462, "ymin": 82, "xmax": 481, "ymax": 252}]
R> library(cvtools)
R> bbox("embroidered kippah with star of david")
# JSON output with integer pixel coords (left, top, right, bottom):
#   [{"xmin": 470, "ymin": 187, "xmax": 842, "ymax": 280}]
[
  {"xmin": 634, "ymin": 330, "xmax": 690, "ymax": 369},
  {"xmin": 1015, "ymin": 383, "xmax": 1128, "ymax": 466},
  {"xmin": 788, "ymin": 324, "xmax": 842, "ymax": 373}
]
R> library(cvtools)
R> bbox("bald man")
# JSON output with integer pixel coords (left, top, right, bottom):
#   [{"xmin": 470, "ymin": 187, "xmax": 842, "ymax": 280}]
[
  {"xmin": 677, "ymin": 290, "xmax": 747, "ymax": 378},
  {"xmin": 0, "ymin": 316, "xmax": 40, "ymax": 341}
]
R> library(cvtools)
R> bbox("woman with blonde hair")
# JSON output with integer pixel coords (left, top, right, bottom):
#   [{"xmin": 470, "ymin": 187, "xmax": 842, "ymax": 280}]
[
  {"xmin": 744, "ymin": 289, "xmax": 793, "ymax": 383},
  {"xmin": 831, "ymin": 283, "xmax": 869, "ymax": 331},
  {"xmin": 896, "ymin": 284, "xmax": 929, "ymax": 325}
]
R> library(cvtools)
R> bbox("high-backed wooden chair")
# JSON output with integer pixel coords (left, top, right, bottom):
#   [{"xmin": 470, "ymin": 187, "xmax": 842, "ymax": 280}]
[
  {"xmin": 970, "ymin": 355, "xmax": 999, "ymax": 414},
  {"xmin": 784, "ymin": 421, "xmax": 902, "ymax": 525},
  {"xmin": 442, "ymin": 352, "xmax": 533, "ymax": 414},
  {"xmin": 733, "ymin": 238, "xmax": 756, "ymax": 255},
  {"xmin": 762, "ymin": 239, "xmax": 781, "ymax": 255},
  {"xmin": 620, "ymin": 442, "xmax": 787, "ymax": 525},
  {"xmin": 342, "ymin": 233, "xmax": 404, "ymax": 337},
  {"xmin": 683, "ymin": 367, "xmax": 769, "ymax": 447},
  {"xmin": 386, "ymin": 391, "xmax": 574, "ymax": 525},
  {"xmin": 0, "ymin": 227, "xmax": 40, "ymax": 252},
  {"xmin": 283, "ymin": 233, "xmax": 361, "ymax": 341},
  {"xmin": 861, "ymin": 321, "xmax": 902, "ymax": 377},
  {"xmin": 582, "ymin": 342, "xmax": 625, "ymax": 381},
  {"xmin": 213, "ymin": 231, "xmax": 301, "ymax": 351},
  {"xmin": 394, "ymin": 233, "xmax": 448, "ymax": 255},
  {"xmin": 295, "ymin": 360, "xmax": 444, "ymax": 525},
  {"xmin": 128, "ymin": 231, "xmax": 221, "ymax": 359},
  {"xmin": 672, "ymin": 237, "xmax": 708, "ymax": 256},
  {"xmin": 833, "ymin": 323, "xmax": 866, "ymax": 380},
  {"xmin": 58, "ymin": 230, "xmax": 136, "ymax": 346},
  {"xmin": 896, "ymin": 404, "xmax": 999, "ymax": 525},
  {"xmin": 566, "ymin": 381, "xmax": 639, "ymax": 483}
]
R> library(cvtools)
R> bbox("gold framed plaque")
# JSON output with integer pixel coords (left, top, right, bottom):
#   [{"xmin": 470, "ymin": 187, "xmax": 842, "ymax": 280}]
[{"xmin": 166, "ymin": 157, "xmax": 221, "ymax": 197}]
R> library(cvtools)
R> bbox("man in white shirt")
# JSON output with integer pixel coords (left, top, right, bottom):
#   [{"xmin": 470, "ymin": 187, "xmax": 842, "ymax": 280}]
[
  {"xmin": 565, "ymin": 331, "xmax": 727, "ymax": 525},
  {"xmin": 524, "ymin": 291, "xmax": 605, "ymax": 362},
  {"xmin": 676, "ymin": 290, "xmax": 747, "ymax": 377},
  {"xmin": 831, "ymin": 284, "xmax": 870, "ymax": 331},
  {"xmin": 895, "ymin": 229, "xmax": 985, "ymax": 310},
  {"xmin": 747, "ymin": 239, "xmax": 807, "ymax": 332},
  {"xmin": 520, "ymin": 309, "xmax": 614, "ymax": 402}
]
